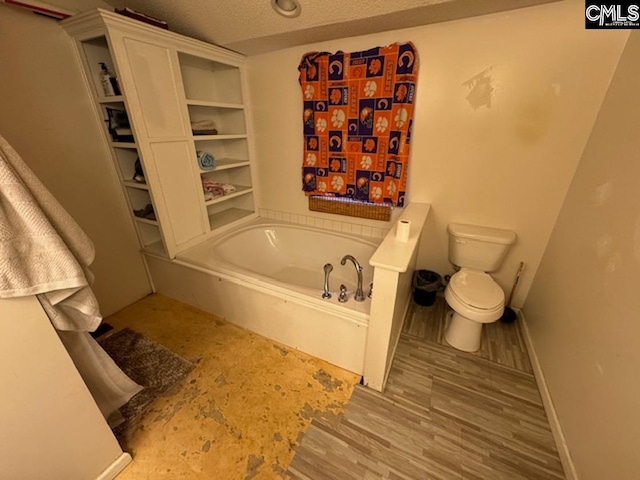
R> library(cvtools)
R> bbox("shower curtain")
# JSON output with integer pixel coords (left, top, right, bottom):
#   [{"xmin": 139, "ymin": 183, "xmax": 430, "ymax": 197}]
[{"xmin": 0, "ymin": 134, "xmax": 141, "ymax": 425}]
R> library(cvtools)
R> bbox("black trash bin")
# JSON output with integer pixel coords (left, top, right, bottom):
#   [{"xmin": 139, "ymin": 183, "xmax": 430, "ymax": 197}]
[{"xmin": 413, "ymin": 270, "xmax": 442, "ymax": 306}]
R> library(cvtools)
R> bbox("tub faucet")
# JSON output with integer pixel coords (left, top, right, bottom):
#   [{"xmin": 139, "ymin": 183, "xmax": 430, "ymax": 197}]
[
  {"xmin": 338, "ymin": 284, "xmax": 348, "ymax": 303},
  {"xmin": 322, "ymin": 263, "xmax": 333, "ymax": 299},
  {"xmin": 340, "ymin": 255, "xmax": 365, "ymax": 302}
]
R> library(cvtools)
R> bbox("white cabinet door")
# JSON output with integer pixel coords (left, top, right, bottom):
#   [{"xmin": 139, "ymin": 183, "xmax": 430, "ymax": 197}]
[
  {"xmin": 122, "ymin": 38, "xmax": 187, "ymax": 138},
  {"xmin": 148, "ymin": 141, "xmax": 206, "ymax": 249},
  {"xmin": 116, "ymin": 37, "xmax": 207, "ymax": 255}
]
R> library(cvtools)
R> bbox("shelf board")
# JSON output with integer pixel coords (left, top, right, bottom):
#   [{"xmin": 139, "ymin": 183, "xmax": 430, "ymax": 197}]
[
  {"xmin": 97, "ymin": 95, "xmax": 125, "ymax": 103},
  {"xmin": 134, "ymin": 216, "xmax": 158, "ymax": 226},
  {"xmin": 186, "ymin": 100, "xmax": 244, "ymax": 109},
  {"xmin": 199, "ymin": 158, "xmax": 250, "ymax": 173},
  {"xmin": 208, "ymin": 208, "xmax": 254, "ymax": 231},
  {"xmin": 204, "ymin": 185, "xmax": 252, "ymax": 206},
  {"xmin": 141, "ymin": 240, "xmax": 168, "ymax": 258},
  {"xmin": 192, "ymin": 134, "xmax": 247, "ymax": 141},
  {"xmin": 123, "ymin": 180, "xmax": 149, "ymax": 190},
  {"xmin": 111, "ymin": 141, "xmax": 138, "ymax": 149}
]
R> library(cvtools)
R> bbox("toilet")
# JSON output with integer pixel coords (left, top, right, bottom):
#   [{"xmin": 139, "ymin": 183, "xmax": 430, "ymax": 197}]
[{"xmin": 444, "ymin": 223, "xmax": 516, "ymax": 352}]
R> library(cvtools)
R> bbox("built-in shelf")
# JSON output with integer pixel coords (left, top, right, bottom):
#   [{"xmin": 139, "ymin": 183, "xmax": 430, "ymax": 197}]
[
  {"xmin": 111, "ymin": 141, "xmax": 137, "ymax": 149},
  {"xmin": 204, "ymin": 185, "xmax": 252, "ymax": 206},
  {"xmin": 97, "ymin": 95, "xmax": 125, "ymax": 103},
  {"xmin": 186, "ymin": 100, "xmax": 244, "ymax": 109},
  {"xmin": 199, "ymin": 158, "xmax": 250, "ymax": 173},
  {"xmin": 65, "ymin": 10, "xmax": 254, "ymax": 259},
  {"xmin": 123, "ymin": 180, "xmax": 149, "ymax": 190},
  {"xmin": 134, "ymin": 217, "xmax": 158, "ymax": 226},
  {"xmin": 208, "ymin": 207, "xmax": 254, "ymax": 230},
  {"xmin": 142, "ymin": 239, "xmax": 168, "ymax": 258},
  {"xmin": 193, "ymin": 134, "xmax": 247, "ymax": 141}
]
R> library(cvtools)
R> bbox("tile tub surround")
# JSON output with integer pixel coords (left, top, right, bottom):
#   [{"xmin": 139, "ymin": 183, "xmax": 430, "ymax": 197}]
[
  {"xmin": 104, "ymin": 294, "xmax": 360, "ymax": 479},
  {"xmin": 258, "ymin": 208, "xmax": 390, "ymax": 240}
]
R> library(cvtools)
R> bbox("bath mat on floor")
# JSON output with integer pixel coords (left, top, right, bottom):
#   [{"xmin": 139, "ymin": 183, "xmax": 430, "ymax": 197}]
[{"xmin": 99, "ymin": 328, "xmax": 194, "ymax": 436}]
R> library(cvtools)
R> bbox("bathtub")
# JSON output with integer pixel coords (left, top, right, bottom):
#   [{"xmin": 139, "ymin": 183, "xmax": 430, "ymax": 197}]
[
  {"xmin": 145, "ymin": 218, "xmax": 381, "ymax": 373},
  {"xmin": 177, "ymin": 220, "xmax": 378, "ymax": 315}
]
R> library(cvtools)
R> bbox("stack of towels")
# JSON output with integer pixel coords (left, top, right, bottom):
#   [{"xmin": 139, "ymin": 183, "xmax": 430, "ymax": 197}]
[
  {"xmin": 191, "ymin": 119, "xmax": 218, "ymax": 136},
  {"xmin": 202, "ymin": 178, "xmax": 236, "ymax": 202}
]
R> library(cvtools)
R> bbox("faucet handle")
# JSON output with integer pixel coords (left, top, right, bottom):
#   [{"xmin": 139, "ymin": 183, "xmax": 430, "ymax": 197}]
[{"xmin": 338, "ymin": 284, "xmax": 348, "ymax": 303}]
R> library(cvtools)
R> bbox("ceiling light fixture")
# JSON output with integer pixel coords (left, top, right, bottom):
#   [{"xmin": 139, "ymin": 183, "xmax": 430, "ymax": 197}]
[{"xmin": 271, "ymin": 0, "xmax": 301, "ymax": 18}]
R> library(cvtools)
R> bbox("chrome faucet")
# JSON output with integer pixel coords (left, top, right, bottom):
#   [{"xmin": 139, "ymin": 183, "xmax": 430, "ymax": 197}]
[
  {"xmin": 338, "ymin": 284, "xmax": 348, "ymax": 303},
  {"xmin": 340, "ymin": 255, "xmax": 365, "ymax": 302},
  {"xmin": 322, "ymin": 263, "xmax": 333, "ymax": 299}
]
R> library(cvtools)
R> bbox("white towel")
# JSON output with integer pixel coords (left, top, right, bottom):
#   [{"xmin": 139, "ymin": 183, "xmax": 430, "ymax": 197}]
[
  {"xmin": 0, "ymin": 134, "xmax": 142, "ymax": 423},
  {"xmin": 0, "ymin": 134, "xmax": 100, "ymax": 331}
]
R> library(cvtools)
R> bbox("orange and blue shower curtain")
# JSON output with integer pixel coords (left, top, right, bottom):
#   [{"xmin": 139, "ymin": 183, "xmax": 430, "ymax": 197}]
[{"xmin": 299, "ymin": 42, "xmax": 418, "ymax": 207}]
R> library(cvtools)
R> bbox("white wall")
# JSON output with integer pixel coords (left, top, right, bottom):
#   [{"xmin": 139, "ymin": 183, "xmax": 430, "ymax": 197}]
[
  {"xmin": 0, "ymin": 4, "xmax": 151, "ymax": 316},
  {"xmin": 0, "ymin": 296, "xmax": 125, "ymax": 479},
  {"xmin": 246, "ymin": 0, "xmax": 629, "ymax": 307},
  {"xmin": 524, "ymin": 31, "xmax": 640, "ymax": 480}
]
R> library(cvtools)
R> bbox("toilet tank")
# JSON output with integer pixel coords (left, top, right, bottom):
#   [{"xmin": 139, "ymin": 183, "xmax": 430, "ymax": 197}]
[{"xmin": 448, "ymin": 223, "xmax": 516, "ymax": 272}]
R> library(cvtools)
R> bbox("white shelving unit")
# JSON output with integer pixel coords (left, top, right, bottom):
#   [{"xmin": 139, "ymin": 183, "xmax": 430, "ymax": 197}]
[{"xmin": 62, "ymin": 9, "xmax": 258, "ymax": 259}]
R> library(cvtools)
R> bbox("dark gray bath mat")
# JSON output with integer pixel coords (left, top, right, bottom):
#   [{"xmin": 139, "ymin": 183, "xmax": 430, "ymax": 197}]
[{"xmin": 99, "ymin": 328, "xmax": 194, "ymax": 436}]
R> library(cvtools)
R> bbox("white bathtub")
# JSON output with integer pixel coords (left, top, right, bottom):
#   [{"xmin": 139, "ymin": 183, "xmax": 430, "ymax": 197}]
[
  {"xmin": 145, "ymin": 219, "xmax": 381, "ymax": 373},
  {"xmin": 145, "ymin": 204, "xmax": 429, "ymax": 386},
  {"xmin": 176, "ymin": 220, "xmax": 378, "ymax": 314}
]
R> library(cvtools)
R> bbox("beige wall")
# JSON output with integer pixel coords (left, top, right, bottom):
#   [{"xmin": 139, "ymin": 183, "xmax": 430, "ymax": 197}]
[
  {"xmin": 524, "ymin": 31, "xmax": 640, "ymax": 480},
  {"xmin": 246, "ymin": 0, "xmax": 628, "ymax": 307},
  {"xmin": 0, "ymin": 296, "xmax": 124, "ymax": 479},
  {"xmin": 0, "ymin": 4, "xmax": 151, "ymax": 316}
]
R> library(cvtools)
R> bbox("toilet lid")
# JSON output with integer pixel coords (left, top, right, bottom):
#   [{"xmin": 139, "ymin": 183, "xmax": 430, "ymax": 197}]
[{"xmin": 449, "ymin": 269, "xmax": 504, "ymax": 310}]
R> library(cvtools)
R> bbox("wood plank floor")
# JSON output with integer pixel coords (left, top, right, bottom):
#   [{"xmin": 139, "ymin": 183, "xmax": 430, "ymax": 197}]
[
  {"xmin": 287, "ymin": 297, "xmax": 565, "ymax": 480},
  {"xmin": 403, "ymin": 297, "xmax": 534, "ymax": 374}
]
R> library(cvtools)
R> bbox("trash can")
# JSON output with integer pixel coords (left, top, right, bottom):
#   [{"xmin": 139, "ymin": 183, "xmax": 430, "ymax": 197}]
[{"xmin": 413, "ymin": 270, "xmax": 441, "ymax": 306}]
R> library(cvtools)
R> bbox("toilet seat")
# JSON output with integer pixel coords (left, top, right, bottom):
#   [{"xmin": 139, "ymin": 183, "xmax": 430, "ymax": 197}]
[{"xmin": 448, "ymin": 268, "xmax": 504, "ymax": 310}]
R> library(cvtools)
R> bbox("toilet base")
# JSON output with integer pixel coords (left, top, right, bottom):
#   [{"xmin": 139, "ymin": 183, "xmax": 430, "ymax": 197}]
[{"xmin": 444, "ymin": 311, "xmax": 483, "ymax": 352}]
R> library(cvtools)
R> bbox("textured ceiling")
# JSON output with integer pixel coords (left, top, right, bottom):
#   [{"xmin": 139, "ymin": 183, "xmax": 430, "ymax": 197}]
[{"xmin": 98, "ymin": 0, "xmax": 557, "ymax": 55}]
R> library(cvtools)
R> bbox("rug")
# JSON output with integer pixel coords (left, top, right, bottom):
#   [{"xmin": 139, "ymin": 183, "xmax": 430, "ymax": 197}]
[{"xmin": 99, "ymin": 328, "xmax": 194, "ymax": 436}]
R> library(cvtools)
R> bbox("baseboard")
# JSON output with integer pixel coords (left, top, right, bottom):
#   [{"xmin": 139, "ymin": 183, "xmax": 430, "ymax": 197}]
[
  {"xmin": 96, "ymin": 452, "xmax": 132, "ymax": 480},
  {"xmin": 518, "ymin": 310, "xmax": 578, "ymax": 480}
]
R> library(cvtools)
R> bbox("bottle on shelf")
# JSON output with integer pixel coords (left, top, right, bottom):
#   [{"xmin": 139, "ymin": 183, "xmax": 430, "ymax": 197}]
[{"xmin": 99, "ymin": 62, "xmax": 121, "ymax": 96}]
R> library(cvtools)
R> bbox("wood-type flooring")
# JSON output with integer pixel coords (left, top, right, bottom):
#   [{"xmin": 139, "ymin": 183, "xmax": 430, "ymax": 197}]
[{"xmin": 287, "ymin": 297, "xmax": 565, "ymax": 480}]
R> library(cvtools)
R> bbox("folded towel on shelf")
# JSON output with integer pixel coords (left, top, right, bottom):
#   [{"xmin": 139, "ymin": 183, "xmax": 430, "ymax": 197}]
[
  {"xmin": 222, "ymin": 183, "xmax": 237, "ymax": 194},
  {"xmin": 197, "ymin": 151, "xmax": 216, "ymax": 170},
  {"xmin": 201, "ymin": 178, "xmax": 225, "ymax": 199},
  {"xmin": 191, "ymin": 119, "xmax": 218, "ymax": 136}
]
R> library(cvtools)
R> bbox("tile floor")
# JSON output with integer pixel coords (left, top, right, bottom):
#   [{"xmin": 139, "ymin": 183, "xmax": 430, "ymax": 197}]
[
  {"xmin": 107, "ymin": 294, "xmax": 563, "ymax": 479},
  {"xmin": 105, "ymin": 294, "xmax": 360, "ymax": 479},
  {"xmin": 287, "ymin": 297, "xmax": 565, "ymax": 479}
]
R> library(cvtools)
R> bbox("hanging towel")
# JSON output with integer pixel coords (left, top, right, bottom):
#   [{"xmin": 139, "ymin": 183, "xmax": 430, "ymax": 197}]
[
  {"xmin": 0, "ymin": 134, "xmax": 142, "ymax": 422},
  {"xmin": 197, "ymin": 150, "xmax": 216, "ymax": 170},
  {"xmin": 0, "ymin": 134, "xmax": 101, "ymax": 331},
  {"xmin": 298, "ymin": 42, "xmax": 419, "ymax": 207}
]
